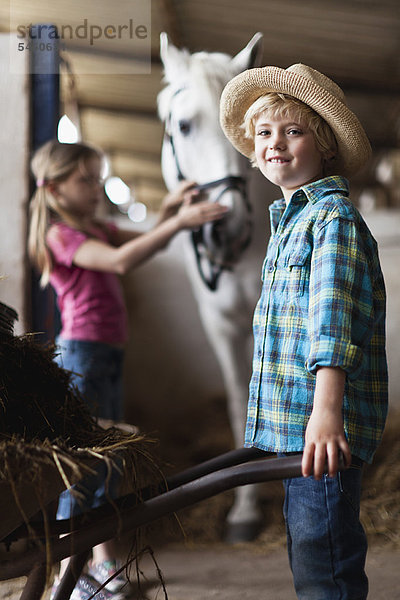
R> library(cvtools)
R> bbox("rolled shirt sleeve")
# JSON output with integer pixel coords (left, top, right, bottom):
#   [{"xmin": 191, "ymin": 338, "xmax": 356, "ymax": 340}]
[{"xmin": 306, "ymin": 214, "xmax": 379, "ymax": 379}]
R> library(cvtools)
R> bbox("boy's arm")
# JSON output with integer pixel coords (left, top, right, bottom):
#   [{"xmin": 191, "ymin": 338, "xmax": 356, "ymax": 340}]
[{"xmin": 302, "ymin": 366, "xmax": 352, "ymax": 480}]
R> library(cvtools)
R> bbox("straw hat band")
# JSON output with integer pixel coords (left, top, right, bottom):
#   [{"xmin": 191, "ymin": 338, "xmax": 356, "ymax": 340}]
[{"xmin": 220, "ymin": 64, "xmax": 371, "ymax": 176}]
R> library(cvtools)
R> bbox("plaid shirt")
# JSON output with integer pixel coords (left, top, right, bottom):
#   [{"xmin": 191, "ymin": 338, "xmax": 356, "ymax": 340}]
[{"xmin": 245, "ymin": 176, "xmax": 388, "ymax": 463}]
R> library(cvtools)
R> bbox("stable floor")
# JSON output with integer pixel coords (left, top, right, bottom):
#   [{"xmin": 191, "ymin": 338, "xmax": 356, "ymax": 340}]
[{"xmin": 1, "ymin": 542, "xmax": 399, "ymax": 599}]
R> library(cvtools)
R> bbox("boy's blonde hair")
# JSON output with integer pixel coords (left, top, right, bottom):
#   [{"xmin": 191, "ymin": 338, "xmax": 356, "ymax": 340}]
[
  {"xmin": 28, "ymin": 140, "xmax": 104, "ymax": 287},
  {"xmin": 242, "ymin": 93, "xmax": 338, "ymax": 173}
]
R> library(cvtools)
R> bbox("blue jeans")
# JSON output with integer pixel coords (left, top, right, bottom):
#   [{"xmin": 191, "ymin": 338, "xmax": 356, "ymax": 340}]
[
  {"xmin": 55, "ymin": 337, "xmax": 124, "ymax": 421},
  {"xmin": 282, "ymin": 456, "xmax": 368, "ymax": 600},
  {"xmin": 55, "ymin": 338, "xmax": 125, "ymax": 519},
  {"xmin": 57, "ymin": 461, "xmax": 121, "ymax": 518}
]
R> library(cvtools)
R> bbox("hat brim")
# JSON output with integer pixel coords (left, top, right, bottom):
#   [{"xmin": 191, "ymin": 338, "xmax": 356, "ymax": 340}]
[{"xmin": 219, "ymin": 67, "xmax": 371, "ymax": 177}]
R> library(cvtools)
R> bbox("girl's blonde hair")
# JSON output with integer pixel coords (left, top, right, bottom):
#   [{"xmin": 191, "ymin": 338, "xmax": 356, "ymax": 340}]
[
  {"xmin": 242, "ymin": 93, "xmax": 338, "ymax": 172},
  {"xmin": 28, "ymin": 140, "xmax": 104, "ymax": 287}
]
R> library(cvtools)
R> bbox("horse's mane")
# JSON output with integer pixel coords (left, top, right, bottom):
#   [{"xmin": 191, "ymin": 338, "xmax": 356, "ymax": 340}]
[{"xmin": 158, "ymin": 50, "xmax": 237, "ymax": 122}]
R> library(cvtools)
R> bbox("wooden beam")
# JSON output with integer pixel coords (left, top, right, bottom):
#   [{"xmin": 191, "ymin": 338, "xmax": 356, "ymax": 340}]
[
  {"xmin": 80, "ymin": 107, "xmax": 163, "ymax": 154},
  {"xmin": 109, "ymin": 151, "xmax": 164, "ymax": 184}
]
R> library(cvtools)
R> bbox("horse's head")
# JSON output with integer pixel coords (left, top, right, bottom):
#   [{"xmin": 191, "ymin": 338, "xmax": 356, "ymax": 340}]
[
  {"xmin": 158, "ymin": 33, "xmax": 264, "ymax": 290},
  {"xmin": 158, "ymin": 32, "xmax": 263, "ymax": 190}
]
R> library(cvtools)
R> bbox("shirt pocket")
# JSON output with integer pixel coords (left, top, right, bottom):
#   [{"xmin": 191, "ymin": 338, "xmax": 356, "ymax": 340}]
[{"xmin": 285, "ymin": 251, "xmax": 309, "ymax": 298}]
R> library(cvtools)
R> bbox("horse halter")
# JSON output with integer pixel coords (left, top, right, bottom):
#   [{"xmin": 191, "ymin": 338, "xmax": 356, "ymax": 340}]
[{"xmin": 164, "ymin": 101, "xmax": 252, "ymax": 291}]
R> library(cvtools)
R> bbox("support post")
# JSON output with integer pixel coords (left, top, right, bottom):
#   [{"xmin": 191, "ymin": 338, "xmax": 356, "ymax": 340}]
[{"xmin": 29, "ymin": 24, "xmax": 60, "ymax": 341}]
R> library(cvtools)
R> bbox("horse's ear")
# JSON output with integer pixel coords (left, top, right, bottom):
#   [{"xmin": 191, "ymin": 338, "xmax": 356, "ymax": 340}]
[
  {"xmin": 230, "ymin": 32, "xmax": 264, "ymax": 74},
  {"xmin": 160, "ymin": 32, "xmax": 190, "ymax": 81}
]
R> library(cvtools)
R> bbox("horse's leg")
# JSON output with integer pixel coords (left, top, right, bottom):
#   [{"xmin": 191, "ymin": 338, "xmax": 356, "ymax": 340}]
[{"xmin": 197, "ymin": 303, "xmax": 264, "ymax": 542}]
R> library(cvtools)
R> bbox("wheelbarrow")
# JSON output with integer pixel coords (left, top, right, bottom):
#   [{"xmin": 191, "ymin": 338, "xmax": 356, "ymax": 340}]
[{"xmin": 0, "ymin": 446, "xmax": 344, "ymax": 600}]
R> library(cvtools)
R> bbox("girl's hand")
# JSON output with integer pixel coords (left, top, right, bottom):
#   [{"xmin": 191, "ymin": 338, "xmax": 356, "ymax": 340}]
[
  {"xmin": 176, "ymin": 199, "xmax": 229, "ymax": 230},
  {"xmin": 160, "ymin": 180, "xmax": 199, "ymax": 220}
]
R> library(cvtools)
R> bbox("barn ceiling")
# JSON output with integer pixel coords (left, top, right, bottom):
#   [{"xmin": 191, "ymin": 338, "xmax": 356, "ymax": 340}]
[{"xmin": 2, "ymin": 0, "xmax": 400, "ymax": 212}]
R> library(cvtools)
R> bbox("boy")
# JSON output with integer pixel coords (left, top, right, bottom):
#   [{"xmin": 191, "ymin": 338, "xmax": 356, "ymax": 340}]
[{"xmin": 220, "ymin": 64, "xmax": 388, "ymax": 599}]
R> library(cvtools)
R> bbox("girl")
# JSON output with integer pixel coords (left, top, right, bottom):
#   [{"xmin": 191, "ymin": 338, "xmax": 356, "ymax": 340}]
[{"xmin": 28, "ymin": 139, "xmax": 228, "ymax": 600}]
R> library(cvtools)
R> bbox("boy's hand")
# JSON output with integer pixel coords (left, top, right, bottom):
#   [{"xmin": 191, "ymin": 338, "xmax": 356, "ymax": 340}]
[
  {"xmin": 302, "ymin": 406, "xmax": 351, "ymax": 480},
  {"xmin": 302, "ymin": 366, "xmax": 352, "ymax": 480}
]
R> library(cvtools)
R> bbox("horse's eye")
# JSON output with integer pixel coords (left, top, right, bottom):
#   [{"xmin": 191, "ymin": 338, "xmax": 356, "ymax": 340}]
[{"xmin": 178, "ymin": 120, "xmax": 191, "ymax": 135}]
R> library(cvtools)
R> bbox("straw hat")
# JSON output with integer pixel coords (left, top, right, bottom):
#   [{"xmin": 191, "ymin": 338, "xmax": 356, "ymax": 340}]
[{"xmin": 220, "ymin": 64, "xmax": 371, "ymax": 176}]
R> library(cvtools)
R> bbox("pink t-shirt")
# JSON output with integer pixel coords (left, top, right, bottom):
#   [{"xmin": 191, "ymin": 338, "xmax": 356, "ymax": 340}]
[{"xmin": 47, "ymin": 221, "xmax": 128, "ymax": 345}]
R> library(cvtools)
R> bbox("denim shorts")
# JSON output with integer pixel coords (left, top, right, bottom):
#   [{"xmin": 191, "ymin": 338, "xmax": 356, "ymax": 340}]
[
  {"xmin": 55, "ymin": 337, "xmax": 125, "ymax": 421},
  {"xmin": 282, "ymin": 455, "xmax": 368, "ymax": 600}
]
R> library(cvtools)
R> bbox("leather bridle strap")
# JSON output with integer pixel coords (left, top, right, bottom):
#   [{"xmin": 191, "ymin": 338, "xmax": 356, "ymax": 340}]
[{"xmin": 164, "ymin": 91, "xmax": 251, "ymax": 291}]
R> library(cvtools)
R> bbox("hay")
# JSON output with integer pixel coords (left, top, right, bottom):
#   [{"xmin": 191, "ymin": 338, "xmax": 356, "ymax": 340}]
[
  {"xmin": 0, "ymin": 300, "xmax": 169, "ymax": 599},
  {"xmin": 0, "ymin": 333, "xmax": 119, "ymax": 445},
  {"xmin": 361, "ymin": 411, "xmax": 400, "ymax": 548},
  {"xmin": 0, "ymin": 302, "xmax": 161, "ymax": 544}
]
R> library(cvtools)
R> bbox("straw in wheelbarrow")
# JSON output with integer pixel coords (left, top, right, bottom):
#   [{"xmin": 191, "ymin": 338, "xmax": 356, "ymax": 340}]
[{"xmin": 0, "ymin": 301, "xmax": 161, "ymax": 544}]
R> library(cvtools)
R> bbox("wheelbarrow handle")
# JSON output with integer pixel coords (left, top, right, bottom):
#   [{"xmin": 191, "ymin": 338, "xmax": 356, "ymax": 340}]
[
  {"xmin": 3, "ymin": 448, "xmax": 347, "ymax": 542},
  {"xmin": 5, "ymin": 447, "xmax": 269, "ymax": 542},
  {"xmin": 165, "ymin": 446, "xmax": 267, "ymax": 489},
  {"xmin": 0, "ymin": 452, "xmax": 347, "ymax": 582}
]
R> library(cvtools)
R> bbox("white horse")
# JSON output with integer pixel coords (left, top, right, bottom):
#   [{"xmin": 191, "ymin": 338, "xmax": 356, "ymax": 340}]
[{"xmin": 158, "ymin": 33, "xmax": 277, "ymax": 541}]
